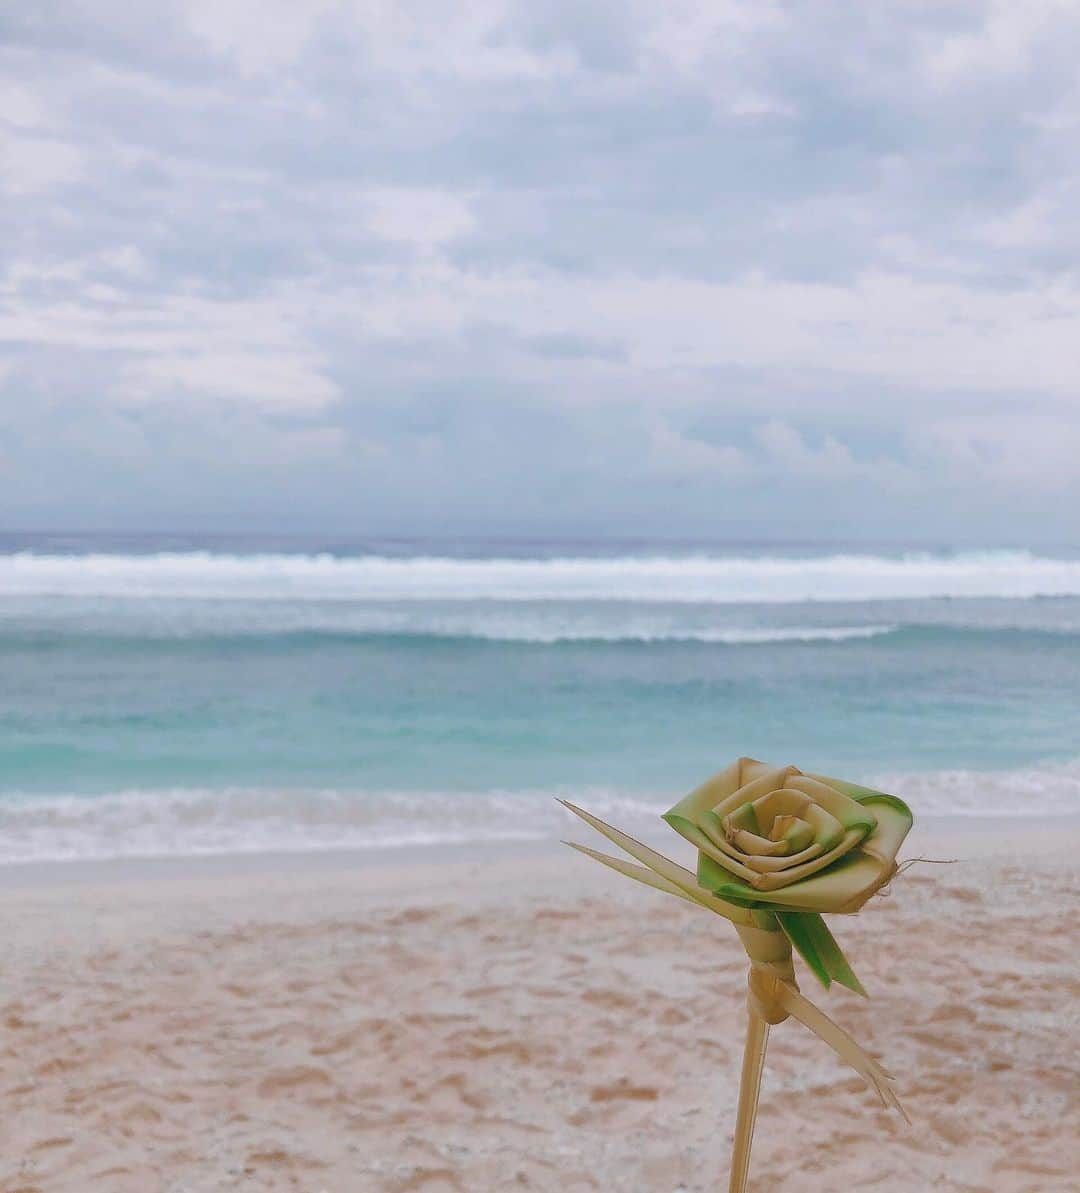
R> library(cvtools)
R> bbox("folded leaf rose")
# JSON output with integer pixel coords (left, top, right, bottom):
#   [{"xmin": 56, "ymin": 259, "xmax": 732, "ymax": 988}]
[
  {"xmin": 561, "ymin": 755, "xmax": 916, "ymax": 1193},
  {"xmin": 664, "ymin": 757, "xmax": 913, "ymax": 913}
]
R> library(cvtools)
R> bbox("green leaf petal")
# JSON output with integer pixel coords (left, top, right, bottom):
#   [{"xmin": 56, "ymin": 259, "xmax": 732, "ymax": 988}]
[
  {"xmin": 811, "ymin": 775, "xmax": 914, "ymax": 824},
  {"xmin": 697, "ymin": 851, "xmax": 762, "ymax": 908},
  {"xmin": 774, "ymin": 911, "xmax": 832, "ymax": 990},
  {"xmin": 702, "ymin": 847, "xmax": 886, "ymax": 913},
  {"xmin": 782, "ymin": 911, "xmax": 868, "ymax": 997},
  {"xmin": 806, "ymin": 914, "xmax": 867, "ymax": 996},
  {"xmin": 662, "ymin": 757, "xmax": 748, "ymax": 823}
]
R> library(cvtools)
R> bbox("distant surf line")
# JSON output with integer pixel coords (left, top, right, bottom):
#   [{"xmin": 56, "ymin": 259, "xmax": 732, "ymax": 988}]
[{"xmin": 4, "ymin": 548, "xmax": 1080, "ymax": 603}]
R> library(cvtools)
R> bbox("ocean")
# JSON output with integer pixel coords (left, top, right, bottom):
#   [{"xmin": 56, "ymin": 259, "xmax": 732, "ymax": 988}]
[{"xmin": 2, "ymin": 533, "xmax": 1079, "ymax": 864}]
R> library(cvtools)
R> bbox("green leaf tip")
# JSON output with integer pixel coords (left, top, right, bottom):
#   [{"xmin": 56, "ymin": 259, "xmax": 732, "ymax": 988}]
[
  {"xmin": 775, "ymin": 911, "xmax": 832, "ymax": 990},
  {"xmin": 776, "ymin": 911, "xmax": 867, "ymax": 996}
]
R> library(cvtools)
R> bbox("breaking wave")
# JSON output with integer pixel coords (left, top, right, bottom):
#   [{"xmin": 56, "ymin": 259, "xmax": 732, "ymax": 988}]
[{"xmin": 4, "ymin": 548, "xmax": 1080, "ymax": 604}]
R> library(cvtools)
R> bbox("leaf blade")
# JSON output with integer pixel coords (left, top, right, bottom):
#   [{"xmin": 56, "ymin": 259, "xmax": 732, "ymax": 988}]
[
  {"xmin": 804, "ymin": 914, "xmax": 867, "ymax": 996},
  {"xmin": 775, "ymin": 911, "xmax": 832, "ymax": 990},
  {"xmin": 558, "ymin": 800, "xmax": 752, "ymax": 925},
  {"xmin": 563, "ymin": 841, "xmax": 697, "ymax": 905}
]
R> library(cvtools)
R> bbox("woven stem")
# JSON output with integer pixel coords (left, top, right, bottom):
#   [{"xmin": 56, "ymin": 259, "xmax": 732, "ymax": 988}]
[
  {"xmin": 728, "ymin": 1006, "xmax": 770, "ymax": 1193},
  {"xmin": 727, "ymin": 914, "xmax": 793, "ymax": 1192}
]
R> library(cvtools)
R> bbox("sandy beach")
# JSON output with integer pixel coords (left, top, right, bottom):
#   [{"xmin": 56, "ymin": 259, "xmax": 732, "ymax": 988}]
[{"xmin": 1, "ymin": 818, "xmax": 1077, "ymax": 1192}]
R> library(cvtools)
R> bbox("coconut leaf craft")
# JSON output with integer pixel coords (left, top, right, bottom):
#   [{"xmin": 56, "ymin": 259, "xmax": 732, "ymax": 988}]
[{"xmin": 562, "ymin": 756, "xmax": 913, "ymax": 1193}]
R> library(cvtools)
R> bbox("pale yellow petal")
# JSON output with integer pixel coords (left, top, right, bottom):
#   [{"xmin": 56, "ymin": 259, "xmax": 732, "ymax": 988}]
[
  {"xmin": 708, "ymin": 767, "xmax": 798, "ymax": 821},
  {"xmin": 802, "ymin": 801, "xmax": 845, "ymax": 851},
  {"xmin": 750, "ymin": 788, "xmax": 811, "ymax": 826},
  {"xmin": 769, "ymin": 814, "xmax": 814, "ymax": 851},
  {"xmin": 662, "ymin": 756, "xmax": 751, "ymax": 824},
  {"xmin": 751, "ymin": 828, "xmax": 864, "ymax": 890},
  {"xmin": 698, "ymin": 818, "xmax": 784, "ymax": 875},
  {"xmin": 742, "ymin": 841, "xmax": 825, "ymax": 873},
  {"xmin": 785, "ymin": 774, "xmax": 877, "ymax": 833},
  {"xmin": 731, "ymin": 829, "xmax": 790, "ymax": 856}
]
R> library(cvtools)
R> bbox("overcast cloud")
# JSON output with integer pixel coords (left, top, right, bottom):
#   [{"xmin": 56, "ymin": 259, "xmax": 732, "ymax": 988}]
[{"xmin": 2, "ymin": 1, "xmax": 1079, "ymax": 542}]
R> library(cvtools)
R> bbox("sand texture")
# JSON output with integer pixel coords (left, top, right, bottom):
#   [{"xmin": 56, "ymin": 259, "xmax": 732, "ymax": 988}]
[{"xmin": 1, "ymin": 826, "xmax": 1078, "ymax": 1191}]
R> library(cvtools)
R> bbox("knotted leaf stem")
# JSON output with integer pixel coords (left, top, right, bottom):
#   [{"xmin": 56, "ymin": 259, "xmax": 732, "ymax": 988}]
[
  {"xmin": 726, "ymin": 912, "xmax": 906, "ymax": 1190},
  {"xmin": 728, "ymin": 914, "xmax": 792, "ymax": 1192},
  {"xmin": 728, "ymin": 1008, "xmax": 770, "ymax": 1193}
]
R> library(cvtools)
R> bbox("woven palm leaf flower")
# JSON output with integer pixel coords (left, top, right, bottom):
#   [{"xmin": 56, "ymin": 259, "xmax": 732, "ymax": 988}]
[{"xmin": 561, "ymin": 757, "xmax": 913, "ymax": 1193}]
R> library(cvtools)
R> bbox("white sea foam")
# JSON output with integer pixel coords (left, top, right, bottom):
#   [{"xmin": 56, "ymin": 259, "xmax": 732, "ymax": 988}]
[
  {"xmin": 0, "ymin": 787, "xmax": 664, "ymax": 865},
  {"xmin": 1, "ymin": 764, "xmax": 1077, "ymax": 865},
  {"xmin": 0, "ymin": 595, "xmax": 902, "ymax": 644},
  {"xmin": 4, "ymin": 549, "xmax": 1080, "ymax": 604},
  {"xmin": 484, "ymin": 624, "xmax": 896, "ymax": 645}
]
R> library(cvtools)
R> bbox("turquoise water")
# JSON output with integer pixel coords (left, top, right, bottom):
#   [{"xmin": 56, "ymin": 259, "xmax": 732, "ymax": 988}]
[{"xmin": 2, "ymin": 536, "xmax": 1079, "ymax": 861}]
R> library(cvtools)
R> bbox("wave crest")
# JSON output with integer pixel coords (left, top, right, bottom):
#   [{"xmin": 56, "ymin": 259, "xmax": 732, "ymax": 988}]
[{"xmin": 5, "ymin": 548, "xmax": 1080, "ymax": 603}]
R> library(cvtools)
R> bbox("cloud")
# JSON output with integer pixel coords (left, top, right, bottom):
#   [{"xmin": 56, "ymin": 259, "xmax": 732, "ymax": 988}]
[
  {"xmin": 921, "ymin": 1, "xmax": 1074, "ymax": 85},
  {"xmin": 0, "ymin": 129, "xmax": 84, "ymax": 194},
  {"xmin": 649, "ymin": 417, "xmax": 749, "ymax": 477},
  {"xmin": 919, "ymin": 412, "xmax": 1080, "ymax": 494},
  {"xmin": 183, "ymin": 0, "xmax": 338, "ymax": 74},
  {"xmin": 364, "ymin": 189, "xmax": 476, "ymax": 247},
  {"xmin": 754, "ymin": 420, "xmax": 857, "ymax": 478},
  {"xmin": 1, "ymin": 0, "xmax": 1079, "ymax": 539},
  {"xmin": 118, "ymin": 348, "xmax": 339, "ymax": 412}
]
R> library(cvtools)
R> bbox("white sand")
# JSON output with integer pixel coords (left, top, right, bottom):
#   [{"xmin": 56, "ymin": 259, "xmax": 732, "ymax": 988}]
[{"xmin": 1, "ymin": 818, "xmax": 1077, "ymax": 1191}]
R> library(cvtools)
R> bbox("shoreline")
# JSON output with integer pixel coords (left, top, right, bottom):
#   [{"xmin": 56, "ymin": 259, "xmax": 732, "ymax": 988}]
[{"xmin": 0, "ymin": 811, "xmax": 1076, "ymax": 890}]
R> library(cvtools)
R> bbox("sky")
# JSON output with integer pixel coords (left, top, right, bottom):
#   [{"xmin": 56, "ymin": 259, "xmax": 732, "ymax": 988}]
[{"xmin": 2, "ymin": 1, "xmax": 1080, "ymax": 544}]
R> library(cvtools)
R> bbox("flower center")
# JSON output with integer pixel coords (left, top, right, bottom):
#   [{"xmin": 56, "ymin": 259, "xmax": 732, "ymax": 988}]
[{"xmin": 720, "ymin": 785, "xmax": 846, "ymax": 859}]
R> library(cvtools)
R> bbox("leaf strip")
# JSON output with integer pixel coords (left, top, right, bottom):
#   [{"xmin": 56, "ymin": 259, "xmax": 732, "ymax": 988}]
[
  {"xmin": 775, "ymin": 912, "xmax": 831, "ymax": 990},
  {"xmin": 558, "ymin": 800, "xmax": 752, "ymax": 925},
  {"xmin": 804, "ymin": 913, "xmax": 867, "ymax": 996},
  {"xmin": 563, "ymin": 841, "xmax": 696, "ymax": 905}
]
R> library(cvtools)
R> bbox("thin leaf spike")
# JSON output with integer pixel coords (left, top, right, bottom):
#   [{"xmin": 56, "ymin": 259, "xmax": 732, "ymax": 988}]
[
  {"xmin": 558, "ymin": 800, "xmax": 753, "ymax": 925},
  {"xmin": 563, "ymin": 841, "xmax": 697, "ymax": 906},
  {"xmin": 777, "ymin": 984, "xmax": 908, "ymax": 1122}
]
